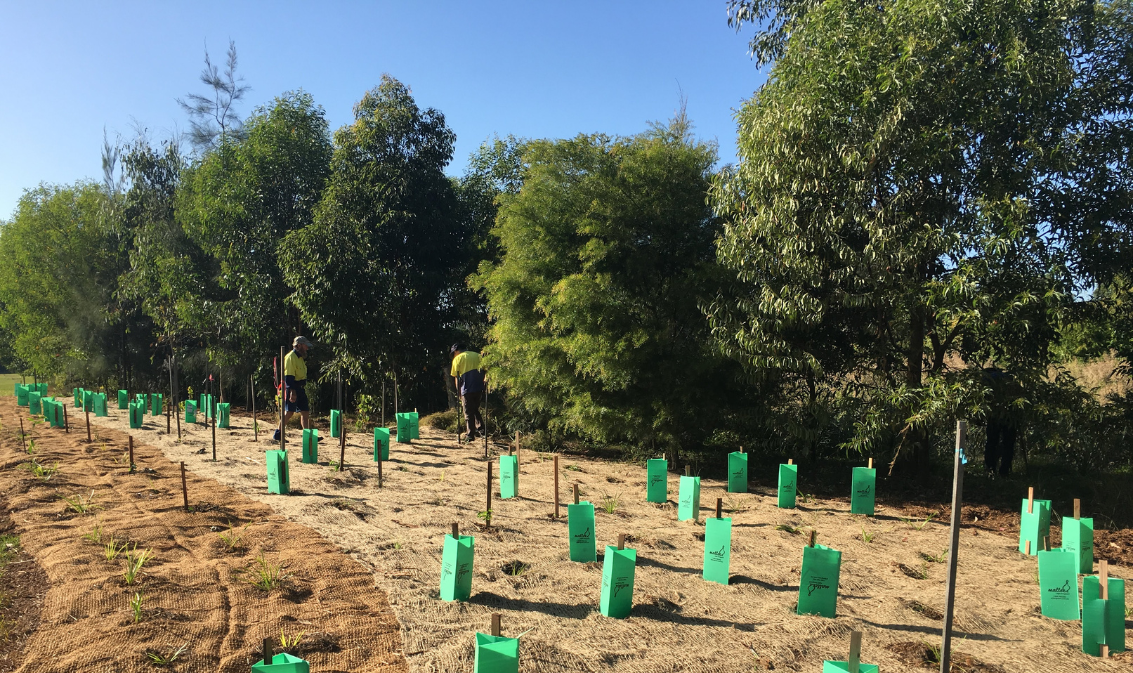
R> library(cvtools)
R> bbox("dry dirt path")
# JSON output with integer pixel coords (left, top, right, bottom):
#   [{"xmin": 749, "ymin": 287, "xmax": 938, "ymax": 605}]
[
  {"xmin": 0, "ymin": 398, "xmax": 406, "ymax": 673},
  {"xmin": 84, "ymin": 401, "xmax": 1130, "ymax": 672}
]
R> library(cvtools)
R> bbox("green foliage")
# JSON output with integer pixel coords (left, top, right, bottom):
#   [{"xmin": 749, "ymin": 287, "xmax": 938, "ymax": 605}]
[
  {"xmin": 242, "ymin": 551, "xmax": 288, "ymax": 590},
  {"xmin": 129, "ymin": 591, "xmax": 145, "ymax": 623},
  {"xmin": 122, "ymin": 545, "xmax": 153, "ymax": 585},
  {"xmin": 145, "ymin": 644, "xmax": 187, "ymax": 666},
  {"xmin": 476, "ymin": 115, "xmax": 750, "ymax": 456}
]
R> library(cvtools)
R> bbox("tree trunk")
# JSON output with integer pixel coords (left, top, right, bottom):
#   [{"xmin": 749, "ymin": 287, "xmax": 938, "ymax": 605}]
[{"xmin": 903, "ymin": 301, "xmax": 929, "ymax": 473}]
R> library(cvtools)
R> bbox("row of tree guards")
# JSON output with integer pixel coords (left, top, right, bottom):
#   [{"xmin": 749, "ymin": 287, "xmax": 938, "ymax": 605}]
[{"xmin": 13, "ymin": 387, "xmax": 1126, "ymax": 671}]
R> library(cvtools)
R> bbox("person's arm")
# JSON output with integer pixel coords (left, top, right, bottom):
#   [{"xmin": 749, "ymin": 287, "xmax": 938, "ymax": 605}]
[{"xmin": 284, "ymin": 374, "xmax": 297, "ymax": 402}]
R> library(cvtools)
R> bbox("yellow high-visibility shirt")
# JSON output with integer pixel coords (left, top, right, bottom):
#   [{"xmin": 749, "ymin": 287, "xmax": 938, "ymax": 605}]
[{"xmin": 284, "ymin": 349, "xmax": 307, "ymax": 382}]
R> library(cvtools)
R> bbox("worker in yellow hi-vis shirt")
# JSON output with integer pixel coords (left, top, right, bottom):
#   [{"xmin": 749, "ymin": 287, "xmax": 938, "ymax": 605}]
[
  {"xmin": 450, "ymin": 343, "xmax": 486, "ymax": 442},
  {"xmin": 274, "ymin": 336, "xmax": 314, "ymax": 442}
]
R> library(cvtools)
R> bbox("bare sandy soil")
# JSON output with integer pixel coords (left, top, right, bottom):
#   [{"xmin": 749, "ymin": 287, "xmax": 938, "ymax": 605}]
[{"xmin": 82, "ymin": 402, "xmax": 1131, "ymax": 673}]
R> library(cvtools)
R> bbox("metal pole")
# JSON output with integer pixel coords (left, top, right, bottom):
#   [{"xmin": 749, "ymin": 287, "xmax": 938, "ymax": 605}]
[{"xmin": 940, "ymin": 420, "xmax": 967, "ymax": 673}]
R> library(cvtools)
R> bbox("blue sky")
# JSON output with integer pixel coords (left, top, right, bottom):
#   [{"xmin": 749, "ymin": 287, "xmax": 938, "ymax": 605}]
[{"xmin": 0, "ymin": 1, "xmax": 766, "ymax": 219}]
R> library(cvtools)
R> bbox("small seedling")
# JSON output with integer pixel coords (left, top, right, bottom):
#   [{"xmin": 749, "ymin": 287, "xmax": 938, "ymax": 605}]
[
  {"xmin": 145, "ymin": 644, "xmax": 187, "ymax": 666},
  {"xmin": 775, "ymin": 524, "xmax": 800, "ymax": 534},
  {"xmin": 218, "ymin": 522, "xmax": 247, "ymax": 552},
  {"xmin": 477, "ymin": 509, "xmax": 492, "ymax": 526},
  {"xmin": 105, "ymin": 538, "xmax": 126, "ymax": 561},
  {"xmin": 82, "ymin": 521, "xmax": 106, "ymax": 544},
  {"xmin": 129, "ymin": 591, "xmax": 145, "ymax": 623},
  {"xmin": 279, "ymin": 629, "xmax": 305, "ymax": 650},
  {"xmin": 505, "ymin": 561, "xmax": 530, "ymax": 576},
  {"xmin": 915, "ymin": 563, "xmax": 930, "ymax": 580},
  {"xmin": 565, "ymin": 464, "xmax": 581, "ymax": 472},
  {"xmin": 925, "ymin": 642, "xmax": 942, "ymax": 664},
  {"xmin": 122, "ymin": 546, "xmax": 153, "ymax": 585},
  {"xmin": 242, "ymin": 551, "xmax": 289, "ymax": 591},
  {"xmin": 920, "ymin": 550, "xmax": 948, "ymax": 563},
  {"xmin": 599, "ymin": 491, "xmax": 621, "ymax": 515},
  {"xmin": 902, "ymin": 513, "xmax": 937, "ymax": 531},
  {"xmin": 20, "ymin": 459, "xmax": 58, "ymax": 481},
  {"xmin": 798, "ymin": 491, "xmax": 814, "ymax": 504},
  {"xmin": 62, "ymin": 491, "xmax": 100, "ymax": 515},
  {"xmin": 860, "ymin": 526, "xmax": 876, "ymax": 543},
  {"xmin": 397, "ymin": 464, "xmax": 408, "ymax": 472},
  {"xmin": 438, "ymin": 469, "xmax": 445, "ymax": 481},
  {"xmin": 0, "ymin": 534, "xmax": 19, "ymax": 564},
  {"xmin": 328, "ymin": 460, "xmax": 340, "ymax": 470},
  {"xmin": 25, "ymin": 439, "xmax": 36, "ymax": 455}
]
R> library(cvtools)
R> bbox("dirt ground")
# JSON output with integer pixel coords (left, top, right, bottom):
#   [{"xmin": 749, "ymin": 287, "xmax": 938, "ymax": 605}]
[
  {"xmin": 59, "ymin": 400, "xmax": 1125, "ymax": 673},
  {"xmin": 0, "ymin": 398, "xmax": 407, "ymax": 673}
]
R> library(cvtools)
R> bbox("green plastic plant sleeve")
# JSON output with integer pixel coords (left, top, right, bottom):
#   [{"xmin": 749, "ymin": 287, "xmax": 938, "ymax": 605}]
[
  {"xmin": 702, "ymin": 516, "xmax": 732, "ymax": 585},
  {"xmin": 408, "ymin": 411, "xmax": 420, "ymax": 439},
  {"xmin": 822, "ymin": 661, "xmax": 879, "ymax": 673},
  {"xmin": 15, "ymin": 385, "xmax": 28, "ymax": 406},
  {"xmin": 646, "ymin": 458, "xmax": 667, "ymax": 503},
  {"xmin": 302, "ymin": 428, "xmax": 319, "ymax": 464},
  {"xmin": 330, "ymin": 409, "xmax": 342, "ymax": 438},
  {"xmin": 1082, "ymin": 575, "xmax": 1126, "ymax": 655},
  {"xmin": 82, "ymin": 390, "xmax": 93, "ymax": 411},
  {"xmin": 266, "ymin": 449, "xmax": 290, "ymax": 495},
  {"xmin": 251, "ymin": 652, "xmax": 310, "ymax": 673},
  {"xmin": 217, "ymin": 402, "xmax": 230, "ymax": 429},
  {"xmin": 1018, "ymin": 498, "xmax": 1052, "ymax": 555},
  {"xmin": 395, "ymin": 412, "xmax": 412, "ymax": 443},
  {"xmin": 149, "ymin": 393, "xmax": 162, "ymax": 416},
  {"xmin": 850, "ymin": 467, "xmax": 876, "ymax": 516},
  {"xmin": 28, "ymin": 391, "xmax": 41, "ymax": 415},
  {"xmin": 373, "ymin": 427, "xmax": 390, "ymax": 461},
  {"xmin": 474, "ymin": 633, "xmax": 520, "ymax": 673},
  {"xmin": 678, "ymin": 475, "xmax": 701, "ymax": 521},
  {"xmin": 440, "ymin": 533, "xmax": 475, "ymax": 601},
  {"xmin": 778, "ymin": 463, "xmax": 798, "ymax": 509},
  {"xmin": 129, "ymin": 401, "xmax": 144, "ymax": 429},
  {"xmin": 798, "ymin": 543, "xmax": 842, "ymax": 618},
  {"xmin": 1037, "ymin": 549, "xmax": 1080, "ymax": 620},
  {"xmin": 567, "ymin": 501, "xmax": 596, "ymax": 562},
  {"xmin": 36, "ymin": 383, "xmax": 46, "ymax": 396},
  {"xmin": 727, "ymin": 451, "xmax": 748, "ymax": 493},
  {"xmin": 73, "ymin": 387, "xmax": 81, "ymax": 407},
  {"xmin": 499, "ymin": 454, "xmax": 518, "ymax": 499},
  {"xmin": 94, "ymin": 393, "xmax": 108, "ymax": 417},
  {"xmin": 1061, "ymin": 516, "xmax": 1094, "ymax": 575},
  {"xmin": 600, "ymin": 545, "xmax": 637, "ymax": 618},
  {"xmin": 14, "ymin": 382, "xmax": 21, "ymax": 395},
  {"xmin": 117, "ymin": 390, "xmax": 128, "ymax": 409},
  {"xmin": 184, "ymin": 401, "xmax": 197, "ymax": 424}
]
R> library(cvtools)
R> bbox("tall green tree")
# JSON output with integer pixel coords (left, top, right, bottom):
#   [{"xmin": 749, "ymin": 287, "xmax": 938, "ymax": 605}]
[
  {"xmin": 280, "ymin": 76, "xmax": 468, "ymax": 408},
  {"xmin": 475, "ymin": 117, "xmax": 747, "ymax": 455},
  {"xmin": 713, "ymin": 0, "xmax": 1131, "ymax": 470}
]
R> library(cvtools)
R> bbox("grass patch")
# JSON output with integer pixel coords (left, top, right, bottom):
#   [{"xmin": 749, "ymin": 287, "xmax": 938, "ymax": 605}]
[
  {"xmin": 62, "ymin": 491, "xmax": 100, "ymax": 514},
  {"xmin": 242, "ymin": 551, "xmax": 289, "ymax": 591},
  {"xmin": 902, "ymin": 513, "xmax": 938, "ymax": 530},
  {"xmin": 920, "ymin": 549, "xmax": 948, "ymax": 563},
  {"xmin": 218, "ymin": 522, "xmax": 247, "ymax": 552},
  {"xmin": 122, "ymin": 546, "xmax": 153, "ymax": 585},
  {"xmin": 565, "ymin": 464, "xmax": 582, "ymax": 472},
  {"xmin": 19, "ymin": 458, "xmax": 57, "ymax": 481},
  {"xmin": 82, "ymin": 521, "xmax": 106, "ymax": 544},
  {"xmin": 129, "ymin": 591, "xmax": 145, "ymax": 623},
  {"xmin": 145, "ymin": 644, "xmax": 187, "ymax": 666},
  {"xmin": 501, "ymin": 560, "xmax": 530, "ymax": 576},
  {"xmin": 775, "ymin": 524, "xmax": 800, "ymax": 534},
  {"xmin": 860, "ymin": 525, "xmax": 876, "ymax": 543},
  {"xmin": 599, "ymin": 491, "xmax": 622, "ymax": 515},
  {"xmin": 280, "ymin": 628, "xmax": 305, "ymax": 649}
]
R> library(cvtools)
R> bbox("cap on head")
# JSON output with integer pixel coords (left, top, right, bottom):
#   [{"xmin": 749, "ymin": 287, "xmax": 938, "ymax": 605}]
[
  {"xmin": 294, "ymin": 336, "xmax": 314, "ymax": 350},
  {"xmin": 450, "ymin": 343, "xmax": 465, "ymax": 357}
]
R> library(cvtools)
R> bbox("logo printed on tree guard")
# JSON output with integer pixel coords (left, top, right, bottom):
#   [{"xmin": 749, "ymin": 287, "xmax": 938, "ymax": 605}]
[
  {"xmin": 442, "ymin": 562, "xmax": 453, "ymax": 580},
  {"xmin": 708, "ymin": 545, "xmax": 727, "ymax": 562},
  {"xmin": 649, "ymin": 475, "xmax": 664, "ymax": 487},
  {"xmin": 612, "ymin": 576, "xmax": 632, "ymax": 597},
  {"xmin": 856, "ymin": 485, "xmax": 871, "ymax": 497},
  {"xmin": 457, "ymin": 562, "xmax": 471, "ymax": 581},
  {"xmin": 807, "ymin": 576, "xmax": 831, "ymax": 596},
  {"xmin": 1047, "ymin": 579, "xmax": 1072, "ymax": 599},
  {"xmin": 782, "ymin": 480, "xmax": 795, "ymax": 490},
  {"xmin": 573, "ymin": 527, "xmax": 592, "ymax": 543}
]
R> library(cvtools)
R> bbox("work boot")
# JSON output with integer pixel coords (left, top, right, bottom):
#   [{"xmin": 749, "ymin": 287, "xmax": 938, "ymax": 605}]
[{"xmin": 272, "ymin": 429, "xmax": 280, "ymax": 442}]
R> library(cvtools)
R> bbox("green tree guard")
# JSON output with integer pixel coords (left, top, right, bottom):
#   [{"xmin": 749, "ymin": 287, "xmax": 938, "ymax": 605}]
[
  {"xmin": 600, "ymin": 544, "xmax": 637, "ymax": 618},
  {"xmin": 117, "ymin": 390, "xmax": 128, "ymax": 409},
  {"xmin": 217, "ymin": 402, "xmax": 230, "ymax": 428},
  {"xmin": 778, "ymin": 463, "xmax": 798, "ymax": 508},
  {"xmin": 678, "ymin": 475, "xmax": 701, "ymax": 521},
  {"xmin": 330, "ymin": 409, "xmax": 342, "ymax": 438},
  {"xmin": 373, "ymin": 427, "xmax": 390, "ymax": 461},
  {"xmin": 266, "ymin": 450, "xmax": 290, "ymax": 495},
  {"xmin": 184, "ymin": 401, "xmax": 197, "ymax": 424},
  {"xmin": 301, "ymin": 428, "xmax": 318, "ymax": 464},
  {"xmin": 1038, "ymin": 548, "xmax": 1080, "ymax": 620},
  {"xmin": 1062, "ymin": 516, "xmax": 1094, "ymax": 574},
  {"xmin": 1019, "ymin": 498, "xmax": 1052, "ymax": 555},
  {"xmin": 28, "ymin": 391, "xmax": 41, "ymax": 415},
  {"xmin": 251, "ymin": 652, "xmax": 310, "ymax": 673},
  {"xmin": 499, "ymin": 454, "xmax": 518, "ymax": 499},
  {"xmin": 567, "ymin": 501, "xmax": 596, "ymax": 562},
  {"xmin": 646, "ymin": 458, "xmax": 667, "ymax": 503},
  {"xmin": 440, "ymin": 532, "xmax": 475, "ymax": 601},
  {"xmin": 798, "ymin": 543, "xmax": 842, "ymax": 618},
  {"xmin": 727, "ymin": 451, "xmax": 748, "ymax": 493},
  {"xmin": 850, "ymin": 466, "xmax": 876, "ymax": 515},
  {"xmin": 474, "ymin": 633, "xmax": 520, "ymax": 673},
  {"xmin": 702, "ymin": 516, "xmax": 732, "ymax": 585},
  {"xmin": 1082, "ymin": 575, "xmax": 1125, "ymax": 655}
]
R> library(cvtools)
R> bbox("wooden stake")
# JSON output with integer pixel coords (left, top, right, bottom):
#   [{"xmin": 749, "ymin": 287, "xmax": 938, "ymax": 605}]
[
  {"xmin": 486, "ymin": 458, "xmax": 493, "ymax": 529},
  {"xmin": 483, "ymin": 383, "xmax": 489, "ymax": 459},
  {"xmin": 848, "ymin": 630, "xmax": 862, "ymax": 673},
  {"xmin": 165, "ymin": 395, "xmax": 170, "ymax": 434},
  {"xmin": 939, "ymin": 420, "xmax": 967, "ymax": 673},
  {"xmin": 716, "ymin": 498, "xmax": 723, "ymax": 519},
  {"xmin": 251, "ymin": 375, "xmax": 257, "ymax": 442},
  {"xmin": 490, "ymin": 613, "xmax": 501, "ymax": 637},
  {"xmin": 180, "ymin": 461, "xmax": 189, "ymax": 511},
  {"xmin": 211, "ymin": 390, "xmax": 217, "ymax": 462},
  {"xmin": 1027, "ymin": 486, "xmax": 1034, "ymax": 514},
  {"xmin": 85, "ymin": 406, "xmax": 91, "ymax": 443},
  {"xmin": 451, "ymin": 523, "xmax": 459, "ymax": 538},
  {"xmin": 1073, "ymin": 498, "xmax": 1080, "ymax": 520},
  {"xmin": 1099, "ymin": 560, "xmax": 1108, "ymax": 599},
  {"xmin": 617, "ymin": 533, "xmax": 625, "ymax": 550},
  {"xmin": 1025, "ymin": 540, "xmax": 1031, "ymax": 555},
  {"xmin": 788, "ymin": 458, "xmax": 793, "ymax": 465},
  {"xmin": 263, "ymin": 637, "xmax": 272, "ymax": 666},
  {"xmin": 377, "ymin": 448, "xmax": 383, "ymax": 488},
  {"xmin": 573, "ymin": 483, "xmax": 579, "ymax": 505},
  {"xmin": 684, "ymin": 465, "xmax": 690, "ymax": 476},
  {"xmin": 128, "ymin": 436, "xmax": 135, "ymax": 473},
  {"xmin": 553, "ymin": 454, "xmax": 560, "ymax": 519},
  {"xmin": 63, "ymin": 404, "xmax": 68, "ymax": 433},
  {"xmin": 19, "ymin": 417, "xmax": 25, "ymax": 451},
  {"xmin": 1042, "ymin": 535, "xmax": 1050, "ymax": 552},
  {"xmin": 280, "ymin": 346, "xmax": 286, "ymax": 453},
  {"xmin": 867, "ymin": 457, "xmax": 873, "ymax": 469},
  {"xmin": 809, "ymin": 530, "xmax": 817, "ymax": 547},
  {"xmin": 338, "ymin": 410, "xmax": 346, "ymax": 472}
]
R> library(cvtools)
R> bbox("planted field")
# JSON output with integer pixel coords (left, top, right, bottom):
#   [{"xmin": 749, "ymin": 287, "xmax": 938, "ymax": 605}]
[{"xmin": 45, "ymin": 400, "xmax": 1125, "ymax": 672}]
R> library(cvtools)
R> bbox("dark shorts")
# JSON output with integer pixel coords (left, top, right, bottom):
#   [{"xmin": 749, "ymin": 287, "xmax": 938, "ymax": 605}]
[{"xmin": 284, "ymin": 383, "xmax": 309, "ymax": 413}]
